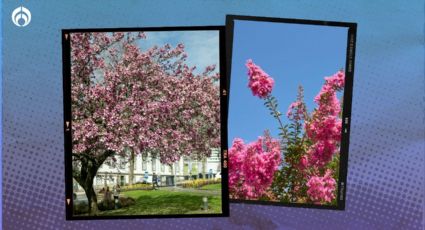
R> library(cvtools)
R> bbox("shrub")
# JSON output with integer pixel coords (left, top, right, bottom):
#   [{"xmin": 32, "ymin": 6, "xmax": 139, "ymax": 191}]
[
  {"xmin": 98, "ymin": 200, "xmax": 115, "ymax": 211},
  {"xmin": 73, "ymin": 202, "xmax": 89, "ymax": 215},
  {"xmin": 179, "ymin": 178, "xmax": 221, "ymax": 189}
]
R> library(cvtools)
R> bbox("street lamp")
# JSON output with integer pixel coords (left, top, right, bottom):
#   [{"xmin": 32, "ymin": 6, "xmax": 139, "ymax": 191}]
[{"xmin": 202, "ymin": 196, "xmax": 208, "ymax": 211}]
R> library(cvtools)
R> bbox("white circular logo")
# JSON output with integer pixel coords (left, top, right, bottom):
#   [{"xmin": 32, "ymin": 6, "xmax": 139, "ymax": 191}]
[{"xmin": 11, "ymin": 6, "xmax": 31, "ymax": 27}]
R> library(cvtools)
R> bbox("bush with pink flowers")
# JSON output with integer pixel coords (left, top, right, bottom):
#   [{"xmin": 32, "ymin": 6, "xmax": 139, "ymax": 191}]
[
  {"xmin": 229, "ymin": 59, "xmax": 344, "ymax": 205},
  {"xmin": 229, "ymin": 132, "xmax": 281, "ymax": 200}
]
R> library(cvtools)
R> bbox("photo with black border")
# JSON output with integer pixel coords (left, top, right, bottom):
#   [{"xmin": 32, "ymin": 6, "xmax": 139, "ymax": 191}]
[
  {"xmin": 63, "ymin": 26, "xmax": 229, "ymax": 220},
  {"xmin": 226, "ymin": 15, "xmax": 356, "ymax": 210}
]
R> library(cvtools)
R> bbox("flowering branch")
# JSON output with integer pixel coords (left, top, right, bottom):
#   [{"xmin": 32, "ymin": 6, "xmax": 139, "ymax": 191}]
[{"xmin": 245, "ymin": 59, "xmax": 289, "ymax": 142}]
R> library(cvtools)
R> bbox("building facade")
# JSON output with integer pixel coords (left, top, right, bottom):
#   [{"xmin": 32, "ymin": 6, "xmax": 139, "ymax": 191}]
[{"xmin": 73, "ymin": 148, "xmax": 221, "ymax": 191}]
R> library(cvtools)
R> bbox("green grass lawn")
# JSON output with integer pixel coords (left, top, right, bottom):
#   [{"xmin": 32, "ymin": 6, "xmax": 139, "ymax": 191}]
[
  {"xmin": 99, "ymin": 189, "xmax": 222, "ymax": 216},
  {"xmin": 200, "ymin": 183, "xmax": 221, "ymax": 190}
]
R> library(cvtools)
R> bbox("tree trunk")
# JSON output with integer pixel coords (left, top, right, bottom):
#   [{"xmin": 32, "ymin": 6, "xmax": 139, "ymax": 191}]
[
  {"xmin": 73, "ymin": 151, "xmax": 113, "ymax": 216},
  {"xmin": 77, "ymin": 158, "xmax": 99, "ymax": 216},
  {"xmin": 129, "ymin": 149, "xmax": 135, "ymax": 186},
  {"xmin": 84, "ymin": 185, "xmax": 98, "ymax": 215}
]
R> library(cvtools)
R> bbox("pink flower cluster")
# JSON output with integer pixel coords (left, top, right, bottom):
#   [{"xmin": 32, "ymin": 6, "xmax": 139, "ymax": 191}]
[
  {"xmin": 305, "ymin": 140, "xmax": 337, "ymax": 167},
  {"xmin": 306, "ymin": 169, "xmax": 336, "ymax": 204},
  {"xmin": 229, "ymin": 136, "xmax": 281, "ymax": 199},
  {"xmin": 304, "ymin": 71, "xmax": 345, "ymax": 167},
  {"xmin": 325, "ymin": 70, "xmax": 345, "ymax": 91},
  {"xmin": 246, "ymin": 59, "xmax": 275, "ymax": 99},
  {"xmin": 286, "ymin": 101, "xmax": 306, "ymax": 121},
  {"xmin": 228, "ymin": 138, "xmax": 245, "ymax": 194},
  {"xmin": 298, "ymin": 155, "xmax": 308, "ymax": 170}
]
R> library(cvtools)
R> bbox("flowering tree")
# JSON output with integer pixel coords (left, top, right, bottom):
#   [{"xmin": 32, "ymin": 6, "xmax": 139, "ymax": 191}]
[
  {"xmin": 70, "ymin": 32, "xmax": 220, "ymax": 215},
  {"xmin": 229, "ymin": 59, "xmax": 344, "ymax": 204}
]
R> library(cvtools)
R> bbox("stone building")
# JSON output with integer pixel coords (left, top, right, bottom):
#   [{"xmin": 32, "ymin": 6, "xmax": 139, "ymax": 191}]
[{"xmin": 73, "ymin": 148, "xmax": 221, "ymax": 191}]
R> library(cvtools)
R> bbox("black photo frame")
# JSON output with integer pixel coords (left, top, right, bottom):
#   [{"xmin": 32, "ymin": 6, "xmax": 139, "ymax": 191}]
[
  {"xmin": 63, "ymin": 26, "xmax": 229, "ymax": 220},
  {"xmin": 225, "ymin": 15, "xmax": 357, "ymax": 210}
]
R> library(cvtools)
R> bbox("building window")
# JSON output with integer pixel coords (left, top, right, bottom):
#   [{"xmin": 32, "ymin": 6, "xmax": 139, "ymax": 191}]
[
  {"xmin": 152, "ymin": 158, "xmax": 156, "ymax": 171},
  {"xmin": 208, "ymin": 149, "xmax": 220, "ymax": 161},
  {"xmin": 120, "ymin": 175, "xmax": 125, "ymax": 186},
  {"xmin": 109, "ymin": 160, "xmax": 115, "ymax": 169},
  {"xmin": 191, "ymin": 163, "xmax": 197, "ymax": 174},
  {"xmin": 119, "ymin": 158, "xmax": 125, "ymax": 170},
  {"xmin": 198, "ymin": 162, "xmax": 203, "ymax": 173},
  {"xmin": 161, "ymin": 164, "xmax": 165, "ymax": 172},
  {"xmin": 142, "ymin": 159, "xmax": 147, "ymax": 171},
  {"xmin": 183, "ymin": 163, "xmax": 189, "ymax": 174},
  {"xmin": 133, "ymin": 156, "xmax": 137, "ymax": 170},
  {"xmin": 175, "ymin": 162, "xmax": 180, "ymax": 173}
]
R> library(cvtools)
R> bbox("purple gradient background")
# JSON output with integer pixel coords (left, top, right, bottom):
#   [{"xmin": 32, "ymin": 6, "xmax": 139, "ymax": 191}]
[{"xmin": 2, "ymin": 1, "xmax": 424, "ymax": 229}]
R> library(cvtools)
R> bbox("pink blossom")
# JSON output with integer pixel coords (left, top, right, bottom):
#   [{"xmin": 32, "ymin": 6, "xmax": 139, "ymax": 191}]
[
  {"xmin": 305, "ymin": 70, "xmax": 345, "ymax": 167},
  {"xmin": 246, "ymin": 59, "xmax": 274, "ymax": 99},
  {"xmin": 228, "ymin": 138, "xmax": 246, "ymax": 193},
  {"xmin": 306, "ymin": 141, "xmax": 336, "ymax": 167},
  {"xmin": 298, "ymin": 155, "xmax": 308, "ymax": 170},
  {"xmin": 325, "ymin": 70, "xmax": 345, "ymax": 91},
  {"xmin": 306, "ymin": 169, "xmax": 336, "ymax": 204},
  {"xmin": 314, "ymin": 90, "xmax": 341, "ymax": 117},
  {"xmin": 286, "ymin": 101, "xmax": 306, "ymax": 121},
  {"xmin": 305, "ymin": 116, "xmax": 341, "ymax": 143},
  {"xmin": 229, "ymin": 136, "xmax": 281, "ymax": 199},
  {"xmin": 203, "ymin": 64, "xmax": 216, "ymax": 75}
]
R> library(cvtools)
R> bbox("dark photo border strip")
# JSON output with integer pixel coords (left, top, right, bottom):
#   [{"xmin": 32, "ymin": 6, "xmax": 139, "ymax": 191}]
[
  {"xmin": 62, "ymin": 26, "xmax": 229, "ymax": 220},
  {"xmin": 225, "ymin": 15, "xmax": 357, "ymax": 210}
]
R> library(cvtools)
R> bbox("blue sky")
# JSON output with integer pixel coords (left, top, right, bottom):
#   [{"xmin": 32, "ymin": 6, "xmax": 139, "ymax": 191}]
[
  {"xmin": 228, "ymin": 20, "xmax": 348, "ymax": 144},
  {"xmin": 137, "ymin": 31, "xmax": 219, "ymax": 74}
]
